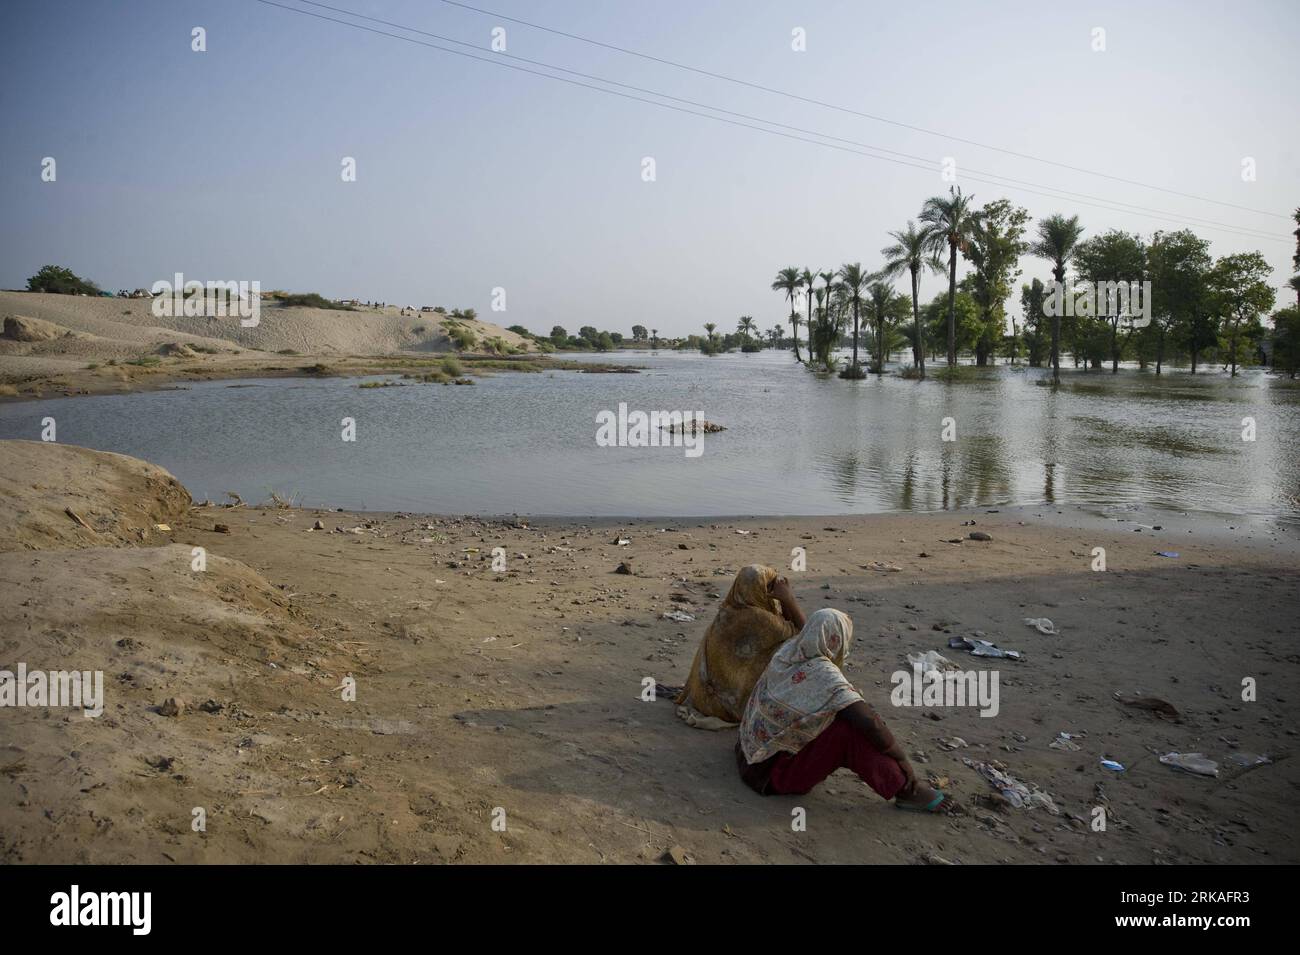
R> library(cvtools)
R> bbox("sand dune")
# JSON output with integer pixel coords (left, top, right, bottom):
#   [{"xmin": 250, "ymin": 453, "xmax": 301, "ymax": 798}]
[
  {"xmin": 0, "ymin": 291, "xmax": 532, "ymax": 393},
  {"xmin": 0, "ymin": 440, "xmax": 191, "ymax": 551}
]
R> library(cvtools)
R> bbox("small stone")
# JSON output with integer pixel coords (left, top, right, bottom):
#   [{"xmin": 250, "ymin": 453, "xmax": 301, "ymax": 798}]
[
  {"xmin": 158, "ymin": 697, "xmax": 185, "ymax": 717},
  {"xmin": 213, "ymin": 523, "xmax": 231, "ymax": 534},
  {"xmin": 664, "ymin": 845, "xmax": 696, "ymax": 865}
]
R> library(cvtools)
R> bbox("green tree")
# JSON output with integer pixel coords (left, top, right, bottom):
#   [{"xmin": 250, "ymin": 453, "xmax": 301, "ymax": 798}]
[
  {"xmin": 1208, "ymin": 252, "xmax": 1275, "ymax": 376},
  {"xmin": 881, "ymin": 221, "xmax": 943, "ymax": 378},
  {"xmin": 631, "ymin": 324, "xmax": 648, "ymax": 341},
  {"xmin": 965, "ymin": 199, "xmax": 1030, "ymax": 366},
  {"xmin": 863, "ymin": 281, "xmax": 903, "ymax": 373},
  {"xmin": 920, "ymin": 186, "xmax": 981, "ymax": 367},
  {"xmin": 549, "ymin": 325, "xmax": 567, "ymax": 346},
  {"xmin": 837, "ymin": 263, "xmax": 870, "ymax": 376},
  {"xmin": 771, "ymin": 267, "xmax": 803, "ymax": 361},
  {"xmin": 1020, "ymin": 279, "xmax": 1049, "ymax": 367},
  {"xmin": 1147, "ymin": 230, "xmax": 1211, "ymax": 375},
  {"xmin": 26, "ymin": 265, "xmax": 100, "ymax": 296},
  {"xmin": 1030, "ymin": 213, "xmax": 1085, "ymax": 382},
  {"xmin": 1271, "ymin": 306, "xmax": 1300, "ymax": 377},
  {"xmin": 1073, "ymin": 229, "xmax": 1148, "ymax": 372}
]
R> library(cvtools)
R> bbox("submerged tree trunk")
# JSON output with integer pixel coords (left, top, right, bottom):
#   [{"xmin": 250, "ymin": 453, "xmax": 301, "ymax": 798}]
[
  {"xmin": 911, "ymin": 266, "xmax": 926, "ymax": 379},
  {"xmin": 946, "ymin": 242, "xmax": 958, "ymax": 367},
  {"xmin": 790, "ymin": 295, "xmax": 802, "ymax": 363},
  {"xmin": 851, "ymin": 301, "xmax": 860, "ymax": 369},
  {"xmin": 1051, "ymin": 264, "xmax": 1064, "ymax": 384}
]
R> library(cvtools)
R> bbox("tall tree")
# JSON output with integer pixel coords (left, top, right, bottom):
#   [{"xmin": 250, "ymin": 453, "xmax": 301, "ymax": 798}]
[
  {"xmin": 737, "ymin": 315, "xmax": 757, "ymax": 343},
  {"xmin": 1019, "ymin": 279, "xmax": 1048, "ymax": 367},
  {"xmin": 1147, "ymin": 230, "xmax": 1210, "ymax": 375},
  {"xmin": 863, "ymin": 281, "xmax": 903, "ymax": 373},
  {"xmin": 1073, "ymin": 229, "xmax": 1148, "ymax": 372},
  {"xmin": 965, "ymin": 199, "xmax": 1031, "ymax": 366},
  {"xmin": 771, "ymin": 267, "xmax": 803, "ymax": 361},
  {"xmin": 1207, "ymin": 252, "xmax": 1275, "ymax": 376},
  {"xmin": 1030, "ymin": 213, "xmax": 1085, "ymax": 383},
  {"xmin": 800, "ymin": 268, "xmax": 816, "ymax": 356},
  {"xmin": 837, "ymin": 263, "xmax": 870, "ymax": 376},
  {"xmin": 920, "ymin": 186, "xmax": 981, "ymax": 367},
  {"xmin": 881, "ymin": 221, "xmax": 943, "ymax": 378},
  {"xmin": 1272, "ymin": 305, "xmax": 1300, "ymax": 378}
]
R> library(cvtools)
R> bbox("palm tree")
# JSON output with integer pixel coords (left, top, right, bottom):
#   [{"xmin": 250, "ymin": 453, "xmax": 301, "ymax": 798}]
[
  {"xmin": 920, "ymin": 187, "xmax": 980, "ymax": 367},
  {"xmin": 771, "ymin": 267, "xmax": 803, "ymax": 361},
  {"xmin": 865, "ymin": 281, "xmax": 897, "ymax": 374},
  {"xmin": 881, "ymin": 221, "xmax": 943, "ymax": 378},
  {"xmin": 769, "ymin": 325, "xmax": 783, "ymax": 348},
  {"xmin": 1030, "ymin": 213, "xmax": 1085, "ymax": 383},
  {"xmin": 837, "ymin": 263, "xmax": 870, "ymax": 375},
  {"xmin": 737, "ymin": 315, "xmax": 757, "ymax": 344},
  {"xmin": 800, "ymin": 268, "xmax": 815, "ymax": 355},
  {"xmin": 704, "ymin": 322, "xmax": 717, "ymax": 342},
  {"xmin": 650, "ymin": 328, "xmax": 658, "ymax": 349}
]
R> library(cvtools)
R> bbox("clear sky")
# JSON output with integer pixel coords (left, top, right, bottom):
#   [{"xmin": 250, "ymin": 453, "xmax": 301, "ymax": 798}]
[{"xmin": 2, "ymin": 0, "xmax": 1296, "ymax": 337}]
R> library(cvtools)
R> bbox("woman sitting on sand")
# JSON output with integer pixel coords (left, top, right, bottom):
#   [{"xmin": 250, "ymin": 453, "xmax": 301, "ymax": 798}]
[
  {"xmin": 675, "ymin": 565, "xmax": 805, "ymax": 729},
  {"xmin": 736, "ymin": 608, "xmax": 952, "ymax": 813}
]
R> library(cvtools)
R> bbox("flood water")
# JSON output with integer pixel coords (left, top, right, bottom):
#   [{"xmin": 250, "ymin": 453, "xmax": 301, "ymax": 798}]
[{"xmin": 3, "ymin": 350, "xmax": 1298, "ymax": 523}]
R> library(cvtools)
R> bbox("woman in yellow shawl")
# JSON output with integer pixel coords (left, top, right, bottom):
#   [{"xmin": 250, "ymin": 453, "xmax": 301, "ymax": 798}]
[{"xmin": 675, "ymin": 564, "xmax": 805, "ymax": 729}]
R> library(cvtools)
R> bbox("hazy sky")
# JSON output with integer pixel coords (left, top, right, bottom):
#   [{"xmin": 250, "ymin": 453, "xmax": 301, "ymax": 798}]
[{"xmin": 2, "ymin": 0, "xmax": 1296, "ymax": 337}]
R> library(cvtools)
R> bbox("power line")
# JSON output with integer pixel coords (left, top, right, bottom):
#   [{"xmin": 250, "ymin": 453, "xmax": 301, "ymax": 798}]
[
  {"xmin": 430, "ymin": 0, "xmax": 1289, "ymax": 222},
  {"xmin": 289, "ymin": 0, "xmax": 1287, "ymax": 242},
  {"xmin": 254, "ymin": 1, "xmax": 1288, "ymax": 243}
]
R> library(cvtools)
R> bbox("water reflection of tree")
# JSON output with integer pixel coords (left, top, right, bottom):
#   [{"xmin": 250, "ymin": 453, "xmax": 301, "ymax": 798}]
[{"xmin": 829, "ymin": 450, "xmax": 860, "ymax": 505}]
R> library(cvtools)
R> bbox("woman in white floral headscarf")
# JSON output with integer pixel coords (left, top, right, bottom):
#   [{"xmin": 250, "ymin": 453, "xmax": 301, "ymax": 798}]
[{"xmin": 736, "ymin": 608, "xmax": 952, "ymax": 812}]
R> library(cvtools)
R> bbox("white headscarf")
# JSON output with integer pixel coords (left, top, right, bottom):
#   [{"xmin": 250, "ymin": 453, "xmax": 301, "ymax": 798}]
[{"xmin": 738, "ymin": 608, "xmax": 863, "ymax": 764}]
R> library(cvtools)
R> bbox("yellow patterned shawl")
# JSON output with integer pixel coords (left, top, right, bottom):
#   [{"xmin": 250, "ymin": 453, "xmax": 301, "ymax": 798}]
[{"xmin": 675, "ymin": 565, "xmax": 797, "ymax": 729}]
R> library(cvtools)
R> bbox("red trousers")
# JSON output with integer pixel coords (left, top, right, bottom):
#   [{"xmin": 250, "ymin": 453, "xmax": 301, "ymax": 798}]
[{"xmin": 760, "ymin": 711, "xmax": 907, "ymax": 799}]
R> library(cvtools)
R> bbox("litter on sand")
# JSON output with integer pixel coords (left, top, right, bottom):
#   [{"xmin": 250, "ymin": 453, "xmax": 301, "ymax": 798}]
[
  {"xmin": 660, "ymin": 610, "xmax": 696, "ymax": 623},
  {"xmin": 906, "ymin": 650, "xmax": 961, "ymax": 674},
  {"xmin": 1022, "ymin": 617, "xmax": 1059, "ymax": 635},
  {"xmin": 1050, "ymin": 731, "xmax": 1084, "ymax": 752},
  {"xmin": 1154, "ymin": 551, "xmax": 1180, "ymax": 558},
  {"xmin": 962, "ymin": 757, "xmax": 1060, "ymax": 813},
  {"xmin": 1100, "ymin": 759, "xmax": 1125, "ymax": 772},
  {"xmin": 949, "ymin": 636, "xmax": 1022, "ymax": 660},
  {"xmin": 1226, "ymin": 752, "xmax": 1272, "ymax": 771},
  {"xmin": 1114, "ymin": 693, "xmax": 1181, "ymax": 720},
  {"xmin": 1159, "ymin": 752, "xmax": 1219, "ymax": 777}
]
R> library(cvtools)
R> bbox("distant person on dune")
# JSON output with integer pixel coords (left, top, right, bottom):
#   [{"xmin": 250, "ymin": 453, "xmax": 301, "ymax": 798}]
[
  {"xmin": 675, "ymin": 564, "xmax": 805, "ymax": 729},
  {"xmin": 736, "ymin": 608, "xmax": 954, "ymax": 813}
]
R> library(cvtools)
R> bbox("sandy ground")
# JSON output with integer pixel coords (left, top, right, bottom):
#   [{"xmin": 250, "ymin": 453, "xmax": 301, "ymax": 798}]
[
  {"xmin": 1, "ymin": 441, "xmax": 1297, "ymax": 864},
  {"xmin": 0, "ymin": 291, "xmax": 537, "ymax": 399}
]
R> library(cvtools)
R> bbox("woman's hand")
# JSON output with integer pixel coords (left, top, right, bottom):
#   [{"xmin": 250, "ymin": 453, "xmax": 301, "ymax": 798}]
[
  {"xmin": 769, "ymin": 576, "xmax": 795, "ymax": 604},
  {"xmin": 768, "ymin": 576, "xmax": 806, "ymax": 629},
  {"xmin": 889, "ymin": 748, "xmax": 918, "ymax": 791}
]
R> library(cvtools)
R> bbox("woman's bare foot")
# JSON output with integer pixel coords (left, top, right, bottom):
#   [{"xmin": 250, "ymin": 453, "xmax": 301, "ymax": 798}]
[{"xmin": 895, "ymin": 779, "xmax": 957, "ymax": 813}]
